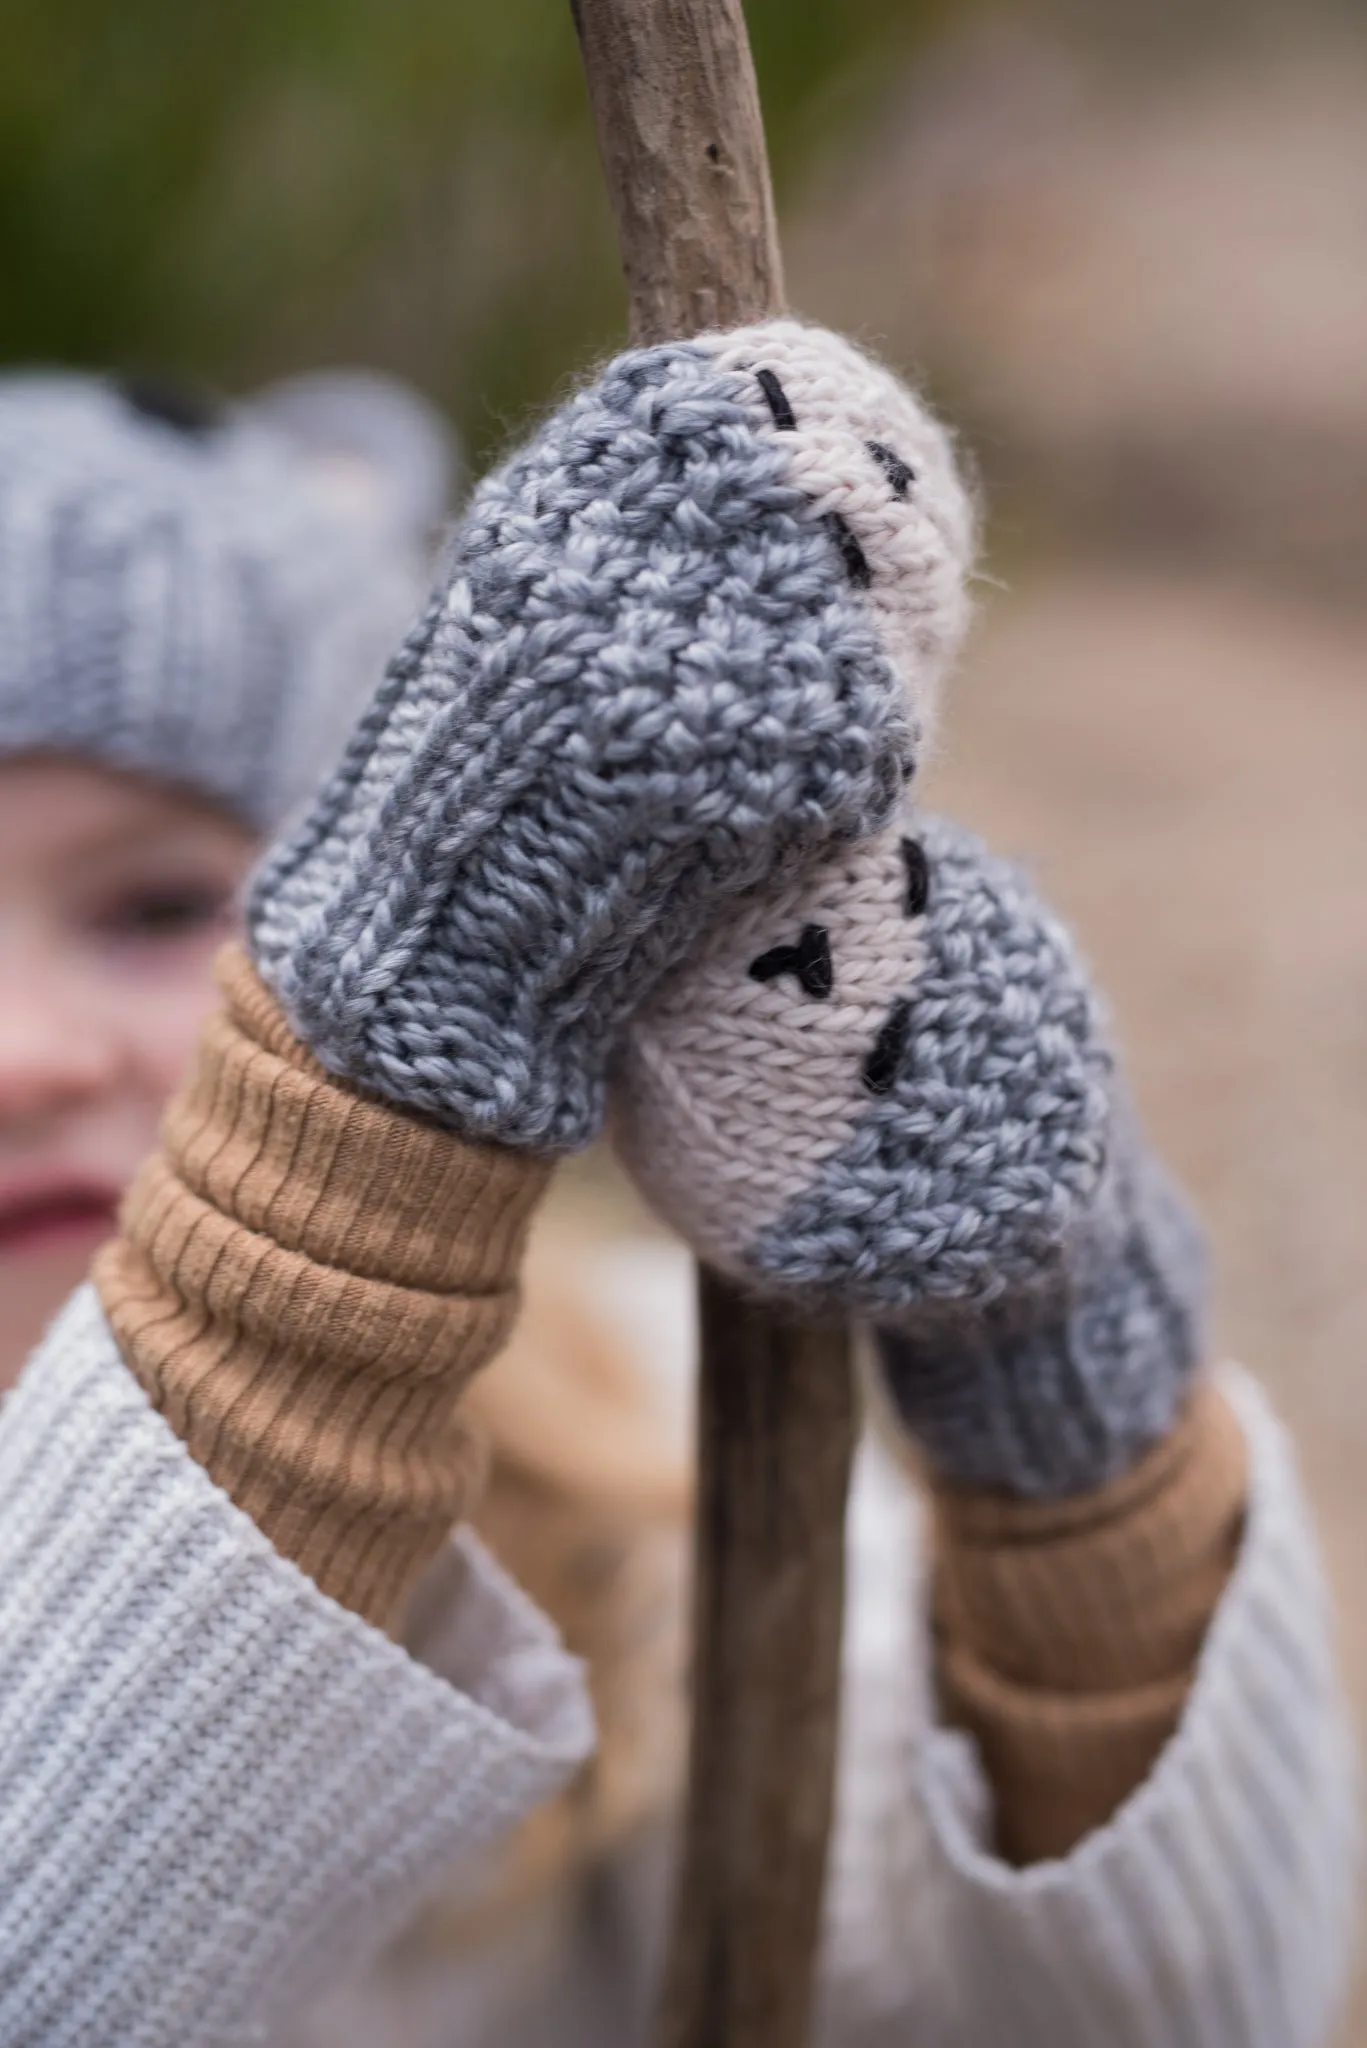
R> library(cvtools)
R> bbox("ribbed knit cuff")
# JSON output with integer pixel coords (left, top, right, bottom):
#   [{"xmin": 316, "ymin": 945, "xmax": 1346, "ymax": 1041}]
[
  {"xmin": 878, "ymin": 1100, "xmax": 1210, "ymax": 1498},
  {"xmin": 928, "ymin": 1381, "xmax": 1248, "ymax": 1863},
  {"xmin": 96, "ymin": 943, "xmax": 552, "ymax": 1632}
]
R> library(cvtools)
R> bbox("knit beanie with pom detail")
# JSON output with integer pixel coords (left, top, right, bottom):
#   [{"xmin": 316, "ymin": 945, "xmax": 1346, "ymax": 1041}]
[{"xmin": 0, "ymin": 369, "xmax": 455, "ymax": 831}]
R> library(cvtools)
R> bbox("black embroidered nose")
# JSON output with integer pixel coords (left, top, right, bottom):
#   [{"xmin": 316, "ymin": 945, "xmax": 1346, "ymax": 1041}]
[
  {"xmin": 868, "ymin": 441, "xmax": 915, "ymax": 499},
  {"xmin": 901, "ymin": 838, "xmax": 930, "ymax": 917},
  {"xmin": 749, "ymin": 923, "xmax": 834, "ymax": 1000},
  {"xmin": 862, "ymin": 998, "xmax": 912, "ymax": 1096}
]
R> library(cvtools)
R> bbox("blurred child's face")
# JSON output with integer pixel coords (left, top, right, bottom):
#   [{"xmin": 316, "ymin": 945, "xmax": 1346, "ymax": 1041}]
[{"xmin": 0, "ymin": 759, "xmax": 255, "ymax": 1390}]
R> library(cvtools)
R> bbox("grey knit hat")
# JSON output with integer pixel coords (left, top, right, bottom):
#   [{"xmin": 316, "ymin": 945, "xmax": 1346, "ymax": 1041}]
[{"xmin": 0, "ymin": 369, "xmax": 455, "ymax": 830}]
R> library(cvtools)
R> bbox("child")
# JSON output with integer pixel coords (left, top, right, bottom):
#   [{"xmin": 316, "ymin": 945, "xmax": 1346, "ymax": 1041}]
[
  {"xmin": 0, "ymin": 366, "xmax": 450, "ymax": 1388},
  {"xmin": 0, "ymin": 324, "xmax": 1356, "ymax": 2048}
]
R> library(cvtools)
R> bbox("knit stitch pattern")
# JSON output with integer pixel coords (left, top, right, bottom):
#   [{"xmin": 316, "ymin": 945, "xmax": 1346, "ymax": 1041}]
[
  {"xmin": 911, "ymin": 1369, "xmax": 1360, "ymax": 2048},
  {"xmin": 0, "ymin": 1300, "xmax": 1356, "ymax": 2045},
  {"xmin": 613, "ymin": 800, "xmax": 934, "ymax": 1267},
  {"xmin": 0, "ymin": 375, "xmax": 434, "ymax": 829},
  {"xmin": 744, "ymin": 817, "xmax": 1114, "ymax": 1299},
  {"xmin": 877, "ymin": 1093, "xmax": 1209, "ymax": 1494},
  {"xmin": 0, "ymin": 1287, "xmax": 593, "ymax": 2048},
  {"xmin": 706, "ymin": 320, "xmax": 975, "ymax": 731},
  {"xmin": 249, "ymin": 326, "xmax": 974, "ymax": 1151},
  {"xmin": 616, "ymin": 817, "xmax": 1207, "ymax": 1495}
]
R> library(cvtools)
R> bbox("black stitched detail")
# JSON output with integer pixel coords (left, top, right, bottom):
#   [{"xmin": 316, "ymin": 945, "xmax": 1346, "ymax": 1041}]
[
  {"xmin": 748, "ymin": 923, "xmax": 834, "ymax": 1000},
  {"xmin": 900, "ymin": 838, "xmax": 930, "ymax": 917},
  {"xmin": 863, "ymin": 998, "xmax": 912, "ymax": 1095},
  {"xmin": 825, "ymin": 511, "xmax": 872, "ymax": 588},
  {"xmin": 868, "ymin": 441, "xmax": 915, "ymax": 499},
  {"xmin": 755, "ymin": 368, "xmax": 797, "ymax": 431}
]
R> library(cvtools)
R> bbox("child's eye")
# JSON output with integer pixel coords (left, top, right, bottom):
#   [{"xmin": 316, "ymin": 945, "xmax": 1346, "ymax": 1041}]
[{"xmin": 89, "ymin": 880, "xmax": 235, "ymax": 945}]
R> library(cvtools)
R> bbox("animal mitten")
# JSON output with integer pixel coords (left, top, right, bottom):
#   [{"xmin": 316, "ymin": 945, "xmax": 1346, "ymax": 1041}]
[
  {"xmin": 249, "ymin": 322, "xmax": 974, "ymax": 1150},
  {"xmin": 613, "ymin": 815, "xmax": 1208, "ymax": 1496}
]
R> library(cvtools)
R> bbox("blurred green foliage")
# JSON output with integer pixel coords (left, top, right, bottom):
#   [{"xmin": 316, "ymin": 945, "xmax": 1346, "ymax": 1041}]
[{"xmin": 0, "ymin": 0, "xmax": 950, "ymax": 466}]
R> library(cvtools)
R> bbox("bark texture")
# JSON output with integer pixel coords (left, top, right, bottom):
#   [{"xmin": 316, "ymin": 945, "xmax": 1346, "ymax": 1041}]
[
  {"xmin": 568, "ymin": 6, "xmax": 855, "ymax": 2044},
  {"xmin": 571, "ymin": 0, "xmax": 785, "ymax": 343}
]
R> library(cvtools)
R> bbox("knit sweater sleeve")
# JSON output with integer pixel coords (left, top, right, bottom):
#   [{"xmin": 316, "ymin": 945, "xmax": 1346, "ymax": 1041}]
[
  {"xmin": 95, "ymin": 943, "xmax": 555, "ymax": 1632},
  {"xmin": 0, "ymin": 1286, "xmax": 594, "ymax": 2048},
  {"xmin": 925, "ymin": 1379, "xmax": 1249, "ymax": 1864},
  {"xmin": 817, "ymin": 1369, "xmax": 1360, "ymax": 2048},
  {"xmin": 0, "ymin": 946, "xmax": 595, "ymax": 2045}
]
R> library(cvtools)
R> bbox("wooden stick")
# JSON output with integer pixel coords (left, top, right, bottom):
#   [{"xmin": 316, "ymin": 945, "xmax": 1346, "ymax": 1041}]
[
  {"xmin": 568, "ymin": 6, "xmax": 857, "ymax": 2044},
  {"xmin": 569, "ymin": 0, "xmax": 784, "ymax": 343},
  {"xmin": 660, "ymin": 1274, "xmax": 855, "ymax": 2048}
]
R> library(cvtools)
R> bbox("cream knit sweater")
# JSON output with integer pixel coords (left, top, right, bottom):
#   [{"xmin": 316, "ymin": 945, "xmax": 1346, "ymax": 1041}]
[{"xmin": 0, "ymin": 1284, "xmax": 1357, "ymax": 2048}]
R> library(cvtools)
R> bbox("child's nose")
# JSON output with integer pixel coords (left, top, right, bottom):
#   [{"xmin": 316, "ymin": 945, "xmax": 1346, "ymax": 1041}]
[{"xmin": 0, "ymin": 964, "xmax": 121, "ymax": 1128}]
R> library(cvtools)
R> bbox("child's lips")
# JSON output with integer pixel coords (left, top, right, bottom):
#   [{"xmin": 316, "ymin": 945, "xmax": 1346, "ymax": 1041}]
[{"xmin": 0, "ymin": 1185, "xmax": 120, "ymax": 1259}]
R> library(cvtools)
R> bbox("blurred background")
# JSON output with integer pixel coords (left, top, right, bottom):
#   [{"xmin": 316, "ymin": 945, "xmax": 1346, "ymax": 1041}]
[{"xmin": 7, "ymin": 0, "xmax": 1365, "ymax": 2027}]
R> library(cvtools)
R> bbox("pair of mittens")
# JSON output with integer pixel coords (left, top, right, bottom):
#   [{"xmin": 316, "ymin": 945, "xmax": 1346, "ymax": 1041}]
[{"xmin": 248, "ymin": 316, "xmax": 1202, "ymax": 1499}]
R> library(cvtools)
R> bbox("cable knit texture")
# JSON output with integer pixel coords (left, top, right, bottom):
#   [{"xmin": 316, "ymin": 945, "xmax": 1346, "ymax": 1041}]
[
  {"xmin": 0, "ymin": 372, "xmax": 439, "ymax": 829},
  {"xmin": 617, "ymin": 814, "xmax": 1208, "ymax": 1495},
  {"xmin": 96, "ymin": 945, "xmax": 549, "ymax": 1630},
  {"xmin": 248, "ymin": 323, "xmax": 974, "ymax": 1151},
  {"xmin": 0, "ymin": 1287, "xmax": 594, "ymax": 2048}
]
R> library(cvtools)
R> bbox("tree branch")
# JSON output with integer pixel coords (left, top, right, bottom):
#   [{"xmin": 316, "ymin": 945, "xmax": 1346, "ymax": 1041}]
[
  {"xmin": 570, "ymin": 0, "xmax": 784, "ymax": 343},
  {"xmin": 569, "ymin": 7, "xmax": 855, "ymax": 2045}
]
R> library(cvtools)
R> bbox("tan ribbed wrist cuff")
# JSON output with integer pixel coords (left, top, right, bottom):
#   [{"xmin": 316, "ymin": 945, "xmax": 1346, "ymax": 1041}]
[
  {"xmin": 97, "ymin": 945, "xmax": 552, "ymax": 1632},
  {"xmin": 929, "ymin": 1382, "xmax": 1248, "ymax": 1862}
]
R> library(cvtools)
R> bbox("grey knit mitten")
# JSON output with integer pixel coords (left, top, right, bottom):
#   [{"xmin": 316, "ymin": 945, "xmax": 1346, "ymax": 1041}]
[
  {"xmin": 613, "ymin": 815, "xmax": 1208, "ymax": 1497},
  {"xmin": 249, "ymin": 322, "xmax": 973, "ymax": 1151}
]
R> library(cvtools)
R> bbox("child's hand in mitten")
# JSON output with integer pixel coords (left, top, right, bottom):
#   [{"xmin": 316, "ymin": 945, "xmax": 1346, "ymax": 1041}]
[
  {"xmin": 248, "ymin": 322, "xmax": 973, "ymax": 1151},
  {"xmin": 613, "ymin": 815, "xmax": 1208, "ymax": 1498}
]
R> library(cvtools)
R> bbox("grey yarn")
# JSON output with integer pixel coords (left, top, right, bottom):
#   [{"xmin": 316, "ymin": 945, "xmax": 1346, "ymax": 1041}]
[
  {"xmin": 746, "ymin": 818, "xmax": 1207, "ymax": 1496},
  {"xmin": 249, "ymin": 371, "xmax": 454, "ymax": 538},
  {"xmin": 249, "ymin": 341, "xmax": 911, "ymax": 1153},
  {"xmin": 877, "ymin": 1107, "xmax": 1208, "ymax": 1496},
  {"xmin": 0, "ymin": 373, "xmax": 441, "ymax": 829}
]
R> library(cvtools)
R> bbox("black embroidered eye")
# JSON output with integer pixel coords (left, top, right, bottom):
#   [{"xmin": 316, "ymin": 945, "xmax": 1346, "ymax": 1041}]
[
  {"xmin": 755, "ymin": 369, "xmax": 797, "ymax": 431},
  {"xmin": 867, "ymin": 441, "xmax": 914, "ymax": 499},
  {"xmin": 824, "ymin": 512, "xmax": 872, "ymax": 589},
  {"xmin": 900, "ymin": 838, "xmax": 930, "ymax": 917},
  {"xmin": 748, "ymin": 924, "xmax": 833, "ymax": 1000},
  {"xmin": 863, "ymin": 999, "xmax": 912, "ymax": 1095}
]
